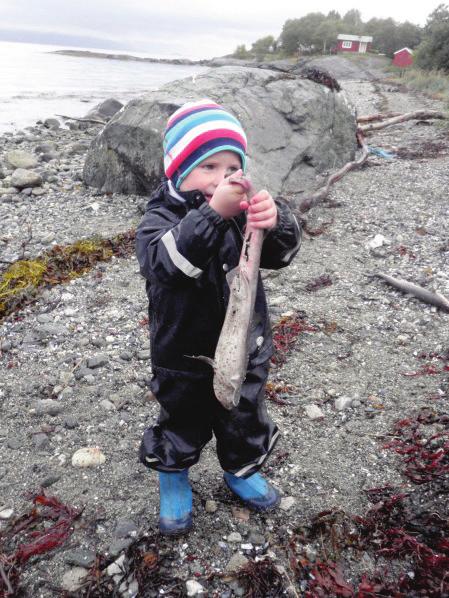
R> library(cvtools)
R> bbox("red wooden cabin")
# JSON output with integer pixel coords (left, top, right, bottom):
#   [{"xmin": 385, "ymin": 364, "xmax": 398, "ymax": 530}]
[
  {"xmin": 393, "ymin": 48, "xmax": 413, "ymax": 67},
  {"xmin": 336, "ymin": 35, "xmax": 373, "ymax": 54}
]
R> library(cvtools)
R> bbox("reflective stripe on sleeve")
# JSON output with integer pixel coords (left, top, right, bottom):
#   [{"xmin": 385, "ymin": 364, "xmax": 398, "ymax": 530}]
[
  {"xmin": 281, "ymin": 215, "xmax": 302, "ymax": 263},
  {"xmin": 161, "ymin": 230, "xmax": 203, "ymax": 278}
]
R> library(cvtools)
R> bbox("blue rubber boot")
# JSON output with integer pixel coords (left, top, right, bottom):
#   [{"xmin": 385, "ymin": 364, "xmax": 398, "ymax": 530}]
[
  {"xmin": 158, "ymin": 470, "xmax": 192, "ymax": 536},
  {"xmin": 223, "ymin": 471, "xmax": 281, "ymax": 512}
]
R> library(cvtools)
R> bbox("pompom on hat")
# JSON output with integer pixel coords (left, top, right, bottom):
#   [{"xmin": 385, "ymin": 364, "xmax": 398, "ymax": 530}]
[{"xmin": 163, "ymin": 99, "xmax": 247, "ymax": 189}]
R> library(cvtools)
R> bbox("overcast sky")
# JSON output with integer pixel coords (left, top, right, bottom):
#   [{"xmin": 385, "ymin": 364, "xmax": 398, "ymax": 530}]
[{"xmin": 0, "ymin": 0, "xmax": 441, "ymax": 59}]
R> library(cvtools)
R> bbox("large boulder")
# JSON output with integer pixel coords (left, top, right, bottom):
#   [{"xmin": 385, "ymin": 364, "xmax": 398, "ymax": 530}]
[{"xmin": 83, "ymin": 66, "xmax": 357, "ymax": 201}]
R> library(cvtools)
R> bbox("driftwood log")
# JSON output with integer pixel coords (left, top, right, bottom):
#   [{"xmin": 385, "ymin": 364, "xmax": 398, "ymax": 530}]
[
  {"xmin": 56, "ymin": 114, "xmax": 106, "ymax": 126},
  {"xmin": 298, "ymin": 129, "xmax": 368, "ymax": 214},
  {"xmin": 358, "ymin": 110, "xmax": 448, "ymax": 133},
  {"xmin": 376, "ymin": 273, "xmax": 449, "ymax": 312}
]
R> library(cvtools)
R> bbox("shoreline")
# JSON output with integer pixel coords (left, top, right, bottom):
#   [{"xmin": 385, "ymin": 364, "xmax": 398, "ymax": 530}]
[{"xmin": 50, "ymin": 49, "xmax": 217, "ymax": 67}]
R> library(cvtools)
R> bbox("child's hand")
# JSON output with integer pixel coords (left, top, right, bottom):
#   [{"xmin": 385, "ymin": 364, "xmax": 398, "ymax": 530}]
[
  {"xmin": 245, "ymin": 190, "xmax": 278, "ymax": 230},
  {"xmin": 208, "ymin": 169, "xmax": 248, "ymax": 219}
]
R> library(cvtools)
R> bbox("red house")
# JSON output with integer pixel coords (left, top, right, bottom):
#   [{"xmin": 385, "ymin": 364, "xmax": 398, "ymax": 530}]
[
  {"xmin": 393, "ymin": 48, "xmax": 413, "ymax": 67},
  {"xmin": 336, "ymin": 34, "xmax": 373, "ymax": 54}
]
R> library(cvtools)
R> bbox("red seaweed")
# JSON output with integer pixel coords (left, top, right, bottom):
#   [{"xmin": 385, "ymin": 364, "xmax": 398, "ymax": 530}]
[{"xmin": 271, "ymin": 311, "xmax": 318, "ymax": 367}]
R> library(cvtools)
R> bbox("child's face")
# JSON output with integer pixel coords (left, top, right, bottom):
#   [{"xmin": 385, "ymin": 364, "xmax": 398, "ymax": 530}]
[{"xmin": 179, "ymin": 150, "xmax": 242, "ymax": 202}]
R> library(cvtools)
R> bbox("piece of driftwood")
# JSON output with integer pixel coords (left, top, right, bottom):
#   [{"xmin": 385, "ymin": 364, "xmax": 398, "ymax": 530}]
[
  {"xmin": 298, "ymin": 129, "xmax": 369, "ymax": 214},
  {"xmin": 376, "ymin": 273, "xmax": 449, "ymax": 312},
  {"xmin": 359, "ymin": 110, "xmax": 448, "ymax": 133},
  {"xmin": 56, "ymin": 114, "xmax": 106, "ymax": 125},
  {"xmin": 357, "ymin": 112, "xmax": 401, "ymax": 123}
]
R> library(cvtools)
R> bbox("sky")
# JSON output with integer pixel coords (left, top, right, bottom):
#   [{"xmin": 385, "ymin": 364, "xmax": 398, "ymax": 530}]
[{"xmin": 0, "ymin": 0, "xmax": 442, "ymax": 60}]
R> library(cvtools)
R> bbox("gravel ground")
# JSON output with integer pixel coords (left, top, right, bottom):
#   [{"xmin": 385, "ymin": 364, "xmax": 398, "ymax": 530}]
[{"xmin": 0, "ymin": 58, "xmax": 448, "ymax": 596}]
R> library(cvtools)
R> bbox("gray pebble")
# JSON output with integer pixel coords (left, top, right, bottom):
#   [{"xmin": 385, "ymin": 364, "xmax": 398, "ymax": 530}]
[
  {"xmin": 33, "ymin": 433, "xmax": 50, "ymax": 450},
  {"xmin": 108, "ymin": 537, "xmax": 133, "ymax": 557},
  {"xmin": 114, "ymin": 518, "xmax": 138, "ymax": 538},
  {"xmin": 64, "ymin": 416, "xmax": 79, "ymax": 429},
  {"xmin": 7, "ymin": 437, "xmax": 21, "ymax": 450},
  {"xmin": 64, "ymin": 548, "xmax": 96, "ymax": 568},
  {"xmin": 87, "ymin": 354, "xmax": 109, "ymax": 369}
]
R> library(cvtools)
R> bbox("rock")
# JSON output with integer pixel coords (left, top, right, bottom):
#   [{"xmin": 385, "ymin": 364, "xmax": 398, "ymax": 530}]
[
  {"xmin": 10, "ymin": 168, "xmax": 43, "ymax": 189},
  {"xmin": 0, "ymin": 508, "xmax": 14, "ymax": 519},
  {"xmin": 114, "ymin": 518, "xmax": 138, "ymax": 538},
  {"xmin": 205, "ymin": 499, "xmax": 217, "ymax": 513},
  {"xmin": 186, "ymin": 579, "xmax": 205, "ymax": 596},
  {"xmin": 108, "ymin": 538, "xmax": 133, "ymax": 557},
  {"xmin": 100, "ymin": 399, "xmax": 115, "ymax": 411},
  {"xmin": 86, "ymin": 98, "xmax": 123, "ymax": 121},
  {"xmin": 33, "ymin": 433, "xmax": 50, "ymax": 450},
  {"xmin": 61, "ymin": 567, "xmax": 89, "ymax": 592},
  {"xmin": 136, "ymin": 350, "xmax": 151, "ymax": 360},
  {"xmin": 87, "ymin": 354, "xmax": 109, "ymax": 369},
  {"xmin": 107, "ymin": 554, "xmax": 126, "ymax": 576},
  {"xmin": 280, "ymin": 496, "xmax": 296, "ymax": 511},
  {"xmin": 64, "ymin": 548, "xmax": 97, "ymax": 568},
  {"xmin": 366, "ymin": 234, "xmax": 389, "ymax": 249},
  {"xmin": 304, "ymin": 404, "xmax": 324, "ymax": 420},
  {"xmin": 35, "ymin": 142, "xmax": 57, "ymax": 154},
  {"xmin": 225, "ymin": 552, "xmax": 249, "ymax": 572},
  {"xmin": 7, "ymin": 437, "xmax": 21, "ymax": 450},
  {"xmin": 227, "ymin": 532, "xmax": 242, "ymax": 543},
  {"xmin": 41, "ymin": 473, "xmax": 61, "ymax": 488},
  {"xmin": 44, "ymin": 118, "xmax": 60, "ymax": 129},
  {"xmin": 34, "ymin": 399, "xmax": 63, "ymax": 416},
  {"xmin": 334, "ymin": 396, "xmax": 354, "ymax": 411},
  {"xmin": 71, "ymin": 447, "xmax": 106, "ymax": 467},
  {"xmin": 231, "ymin": 506, "xmax": 250, "ymax": 521},
  {"xmin": 83, "ymin": 67, "xmax": 356, "ymax": 196},
  {"xmin": 64, "ymin": 416, "xmax": 79, "ymax": 429},
  {"xmin": 33, "ymin": 323, "xmax": 67, "ymax": 340},
  {"xmin": 5, "ymin": 149, "xmax": 38, "ymax": 169},
  {"xmin": 247, "ymin": 530, "xmax": 265, "ymax": 545}
]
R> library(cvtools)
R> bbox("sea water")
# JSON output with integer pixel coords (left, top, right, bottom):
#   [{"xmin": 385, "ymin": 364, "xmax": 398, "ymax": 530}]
[{"xmin": 0, "ymin": 41, "xmax": 208, "ymax": 133}]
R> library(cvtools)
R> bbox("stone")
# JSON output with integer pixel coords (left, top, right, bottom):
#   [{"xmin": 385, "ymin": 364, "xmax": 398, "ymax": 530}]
[
  {"xmin": 137, "ymin": 350, "xmax": 151, "ymax": 360},
  {"xmin": 227, "ymin": 532, "xmax": 242, "ymax": 543},
  {"xmin": 44, "ymin": 118, "xmax": 61, "ymax": 129},
  {"xmin": 41, "ymin": 473, "xmax": 61, "ymax": 488},
  {"xmin": 280, "ymin": 496, "xmax": 296, "ymax": 511},
  {"xmin": 64, "ymin": 415, "xmax": 79, "ymax": 429},
  {"xmin": 87, "ymin": 354, "xmax": 109, "ymax": 368},
  {"xmin": 0, "ymin": 508, "xmax": 14, "ymax": 519},
  {"xmin": 35, "ymin": 399, "xmax": 63, "ymax": 416},
  {"xmin": 86, "ymin": 98, "xmax": 123, "ymax": 121},
  {"xmin": 64, "ymin": 548, "xmax": 96, "ymax": 568},
  {"xmin": 334, "ymin": 396, "xmax": 354, "ymax": 411},
  {"xmin": 71, "ymin": 447, "xmax": 106, "ymax": 467},
  {"xmin": 10, "ymin": 168, "xmax": 43, "ymax": 189},
  {"xmin": 83, "ymin": 67, "xmax": 356, "ymax": 197},
  {"xmin": 5, "ymin": 149, "xmax": 38, "ymax": 169},
  {"xmin": 114, "ymin": 518, "xmax": 138, "ymax": 538},
  {"xmin": 205, "ymin": 500, "xmax": 217, "ymax": 513},
  {"xmin": 247, "ymin": 530, "xmax": 265, "ymax": 545},
  {"xmin": 225, "ymin": 552, "xmax": 248, "ymax": 572},
  {"xmin": 7, "ymin": 437, "xmax": 21, "ymax": 450},
  {"xmin": 186, "ymin": 579, "xmax": 205, "ymax": 596},
  {"xmin": 61, "ymin": 567, "xmax": 89, "ymax": 592},
  {"xmin": 108, "ymin": 538, "xmax": 133, "ymax": 557},
  {"xmin": 304, "ymin": 404, "xmax": 324, "ymax": 420},
  {"xmin": 33, "ymin": 433, "xmax": 50, "ymax": 450},
  {"xmin": 100, "ymin": 399, "xmax": 115, "ymax": 411}
]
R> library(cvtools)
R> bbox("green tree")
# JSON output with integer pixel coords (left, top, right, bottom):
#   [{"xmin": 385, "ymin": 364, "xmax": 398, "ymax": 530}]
[
  {"xmin": 395, "ymin": 21, "xmax": 422, "ymax": 51},
  {"xmin": 251, "ymin": 35, "xmax": 275, "ymax": 60},
  {"xmin": 232, "ymin": 44, "xmax": 250, "ymax": 59},
  {"xmin": 342, "ymin": 9, "xmax": 363, "ymax": 34},
  {"xmin": 316, "ymin": 19, "xmax": 340, "ymax": 53},
  {"xmin": 415, "ymin": 4, "xmax": 449, "ymax": 71},
  {"xmin": 279, "ymin": 13, "xmax": 326, "ymax": 54},
  {"xmin": 365, "ymin": 17, "xmax": 399, "ymax": 56}
]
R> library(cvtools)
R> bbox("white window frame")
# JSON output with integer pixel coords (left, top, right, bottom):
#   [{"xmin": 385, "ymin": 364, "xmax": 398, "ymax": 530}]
[{"xmin": 342, "ymin": 41, "xmax": 352, "ymax": 49}]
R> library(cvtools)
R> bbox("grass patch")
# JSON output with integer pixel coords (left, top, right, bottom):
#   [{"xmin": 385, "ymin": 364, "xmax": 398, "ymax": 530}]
[{"xmin": 387, "ymin": 67, "xmax": 449, "ymax": 104}]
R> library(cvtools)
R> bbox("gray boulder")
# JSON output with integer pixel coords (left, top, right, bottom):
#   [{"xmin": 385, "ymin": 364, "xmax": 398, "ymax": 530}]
[
  {"xmin": 5, "ymin": 150, "xmax": 38, "ymax": 170},
  {"xmin": 10, "ymin": 168, "xmax": 42, "ymax": 189},
  {"xmin": 86, "ymin": 98, "xmax": 123, "ymax": 122},
  {"xmin": 83, "ymin": 66, "xmax": 357, "ymax": 201}
]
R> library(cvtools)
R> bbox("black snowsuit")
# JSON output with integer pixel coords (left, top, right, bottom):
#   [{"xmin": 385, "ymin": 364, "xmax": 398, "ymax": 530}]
[{"xmin": 135, "ymin": 180, "xmax": 301, "ymax": 478}]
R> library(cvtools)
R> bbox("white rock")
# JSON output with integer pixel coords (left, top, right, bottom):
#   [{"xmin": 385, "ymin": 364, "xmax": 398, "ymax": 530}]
[
  {"xmin": 61, "ymin": 567, "xmax": 88, "ymax": 592},
  {"xmin": 227, "ymin": 532, "xmax": 242, "ymax": 543},
  {"xmin": 186, "ymin": 579, "xmax": 205, "ymax": 596},
  {"xmin": 304, "ymin": 404, "xmax": 324, "ymax": 420},
  {"xmin": 107, "ymin": 554, "xmax": 126, "ymax": 576},
  {"xmin": 366, "ymin": 234, "xmax": 389, "ymax": 249},
  {"xmin": 334, "ymin": 396, "xmax": 354, "ymax": 411},
  {"xmin": 71, "ymin": 447, "xmax": 106, "ymax": 468},
  {"xmin": 0, "ymin": 508, "xmax": 14, "ymax": 519},
  {"xmin": 280, "ymin": 497, "xmax": 296, "ymax": 511}
]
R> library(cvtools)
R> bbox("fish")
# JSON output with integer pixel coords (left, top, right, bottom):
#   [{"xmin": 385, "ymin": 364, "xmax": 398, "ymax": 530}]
[
  {"xmin": 191, "ymin": 175, "xmax": 264, "ymax": 410},
  {"xmin": 376, "ymin": 273, "xmax": 449, "ymax": 312}
]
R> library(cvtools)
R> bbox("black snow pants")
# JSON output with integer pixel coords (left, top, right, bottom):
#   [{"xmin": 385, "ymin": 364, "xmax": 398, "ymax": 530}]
[{"xmin": 139, "ymin": 360, "xmax": 279, "ymax": 479}]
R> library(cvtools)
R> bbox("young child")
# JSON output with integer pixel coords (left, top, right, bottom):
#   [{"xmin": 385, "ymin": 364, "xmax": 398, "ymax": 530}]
[{"xmin": 136, "ymin": 99, "xmax": 301, "ymax": 535}]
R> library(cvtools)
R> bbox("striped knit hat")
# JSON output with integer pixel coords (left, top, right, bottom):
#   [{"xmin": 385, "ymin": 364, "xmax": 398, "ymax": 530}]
[{"xmin": 163, "ymin": 99, "xmax": 247, "ymax": 189}]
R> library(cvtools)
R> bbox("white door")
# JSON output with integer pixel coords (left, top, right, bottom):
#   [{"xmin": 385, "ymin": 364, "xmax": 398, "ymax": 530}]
[{"xmin": 359, "ymin": 42, "xmax": 367, "ymax": 53}]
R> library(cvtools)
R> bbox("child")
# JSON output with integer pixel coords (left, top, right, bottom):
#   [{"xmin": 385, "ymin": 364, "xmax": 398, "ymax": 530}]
[{"xmin": 136, "ymin": 99, "xmax": 301, "ymax": 535}]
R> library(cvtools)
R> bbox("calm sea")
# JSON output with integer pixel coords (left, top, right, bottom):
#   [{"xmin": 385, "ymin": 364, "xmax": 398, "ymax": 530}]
[{"xmin": 0, "ymin": 41, "xmax": 208, "ymax": 133}]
